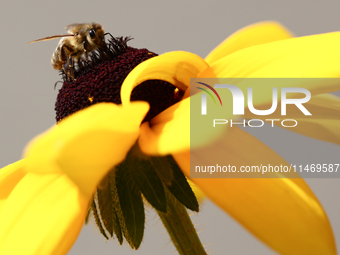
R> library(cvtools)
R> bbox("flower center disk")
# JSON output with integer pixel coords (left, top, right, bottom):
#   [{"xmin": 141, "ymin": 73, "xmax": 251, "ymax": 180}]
[{"xmin": 55, "ymin": 36, "xmax": 183, "ymax": 122}]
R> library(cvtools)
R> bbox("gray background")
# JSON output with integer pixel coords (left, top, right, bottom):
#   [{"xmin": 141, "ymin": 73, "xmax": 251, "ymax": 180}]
[{"xmin": 1, "ymin": 0, "xmax": 339, "ymax": 254}]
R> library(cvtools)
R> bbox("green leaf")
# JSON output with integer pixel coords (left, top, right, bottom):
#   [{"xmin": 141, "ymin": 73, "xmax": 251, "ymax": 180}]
[
  {"xmin": 161, "ymin": 156, "xmax": 199, "ymax": 212},
  {"xmin": 115, "ymin": 162, "xmax": 145, "ymax": 249},
  {"xmin": 91, "ymin": 200, "xmax": 109, "ymax": 240},
  {"xmin": 127, "ymin": 157, "xmax": 167, "ymax": 212},
  {"xmin": 96, "ymin": 171, "xmax": 123, "ymax": 244},
  {"xmin": 108, "ymin": 170, "xmax": 124, "ymax": 244},
  {"xmin": 108, "ymin": 169, "xmax": 130, "ymax": 246},
  {"xmin": 150, "ymin": 156, "xmax": 174, "ymax": 186},
  {"xmin": 97, "ymin": 175, "xmax": 114, "ymax": 237},
  {"xmin": 85, "ymin": 204, "xmax": 92, "ymax": 225}
]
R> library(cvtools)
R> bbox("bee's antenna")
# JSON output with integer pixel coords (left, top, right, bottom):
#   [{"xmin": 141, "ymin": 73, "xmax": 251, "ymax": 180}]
[{"xmin": 104, "ymin": 32, "xmax": 114, "ymax": 39}]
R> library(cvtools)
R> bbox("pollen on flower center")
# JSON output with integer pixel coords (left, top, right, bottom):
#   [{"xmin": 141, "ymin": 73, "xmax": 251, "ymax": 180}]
[{"xmin": 55, "ymin": 36, "xmax": 183, "ymax": 122}]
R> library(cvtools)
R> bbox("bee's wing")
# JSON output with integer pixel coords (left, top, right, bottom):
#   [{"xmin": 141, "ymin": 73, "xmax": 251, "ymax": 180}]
[
  {"xmin": 27, "ymin": 34, "xmax": 74, "ymax": 44},
  {"xmin": 65, "ymin": 23, "xmax": 87, "ymax": 33},
  {"xmin": 65, "ymin": 23, "xmax": 85, "ymax": 30}
]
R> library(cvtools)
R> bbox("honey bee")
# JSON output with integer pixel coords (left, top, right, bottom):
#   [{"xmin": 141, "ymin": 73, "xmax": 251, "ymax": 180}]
[{"xmin": 28, "ymin": 23, "xmax": 106, "ymax": 80}]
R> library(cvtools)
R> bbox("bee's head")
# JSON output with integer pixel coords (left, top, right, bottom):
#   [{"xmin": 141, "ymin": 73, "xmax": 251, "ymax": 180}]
[{"xmin": 87, "ymin": 23, "xmax": 105, "ymax": 47}]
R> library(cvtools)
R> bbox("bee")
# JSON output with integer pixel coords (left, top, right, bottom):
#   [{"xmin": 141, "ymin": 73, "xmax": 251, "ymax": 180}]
[{"xmin": 28, "ymin": 23, "xmax": 106, "ymax": 80}]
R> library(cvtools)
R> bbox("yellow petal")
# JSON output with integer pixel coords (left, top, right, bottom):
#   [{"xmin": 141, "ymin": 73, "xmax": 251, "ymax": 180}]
[
  {"xmin": 139, "ymin": 89, "xmax": 234, "ymax": 155},
  {"xmin": 173, "ymin": 127, "xmax": 336, "ymax": 255},
  {"xmin": 205, "ymin": 21, "xmax": 293, "ymax": 65},
  {"xmin": 200, "ymin": 32, "xmax": 340, "ymax": 96},
  {"xmin": 121, "ymin": 51, "xmax": 208, "ymax": 105},
  {"xmin": 0, "ymin": 172, "xmax": 88, "ymax": 255},
  {"xmin": 139, "ymin": 96, "xmax": 190, "ymax": 155},
  {"xmin": 0, "ymin": 160, "xmax": 26, "ymax": 211},
  {"xmin": 25, "ymin": 102, "xmax": 149, "ymax": 198},
  {"xmin": 288, "ymin": 94, "xmax": 340, "ymax": 145},
  {"xmin": 244, "ymin": 93, "xmax": 340, "ymax": 145}
]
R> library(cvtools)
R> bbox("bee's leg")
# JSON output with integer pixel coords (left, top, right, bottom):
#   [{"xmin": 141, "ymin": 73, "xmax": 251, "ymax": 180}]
[
  {"xmin": 83, "ymin": 41, "xmax": 89, "ymax": 62},
  {"xmin": 84, "ymin": 51, "xmax": 89, "ymax": 62},
  {"xmin": 67, "ymin": 55, "xmax": 75, "ymax": 81},
  {"xmin": 101, "ymin": 37, "xmax": 108, "ymax": 50},
  {"xmin": 63, "ymin": 63, "xmax": 68, "ymax": 79},
  {"xmin": 60, "ymin": 44, "xmax": 74, "ymax": 81},
  {"xmin": 60, "ymin": 46, "xmax": 69, "ymax": 80},
  {"xmin": 76, "ymin": 58, "xmax": 83, "ymax": 72}
]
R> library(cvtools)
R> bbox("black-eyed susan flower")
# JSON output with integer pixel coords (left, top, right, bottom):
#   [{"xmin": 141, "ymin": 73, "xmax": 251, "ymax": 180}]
[{"xmin": 0, "ymin": 21, "xmax": 339, "ymax": 255}]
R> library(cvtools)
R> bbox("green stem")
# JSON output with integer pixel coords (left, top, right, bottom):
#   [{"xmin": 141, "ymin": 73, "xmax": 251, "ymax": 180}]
[{"xmin": 157, "ymin": 189, "xmax": 206, "ymax": 255}]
